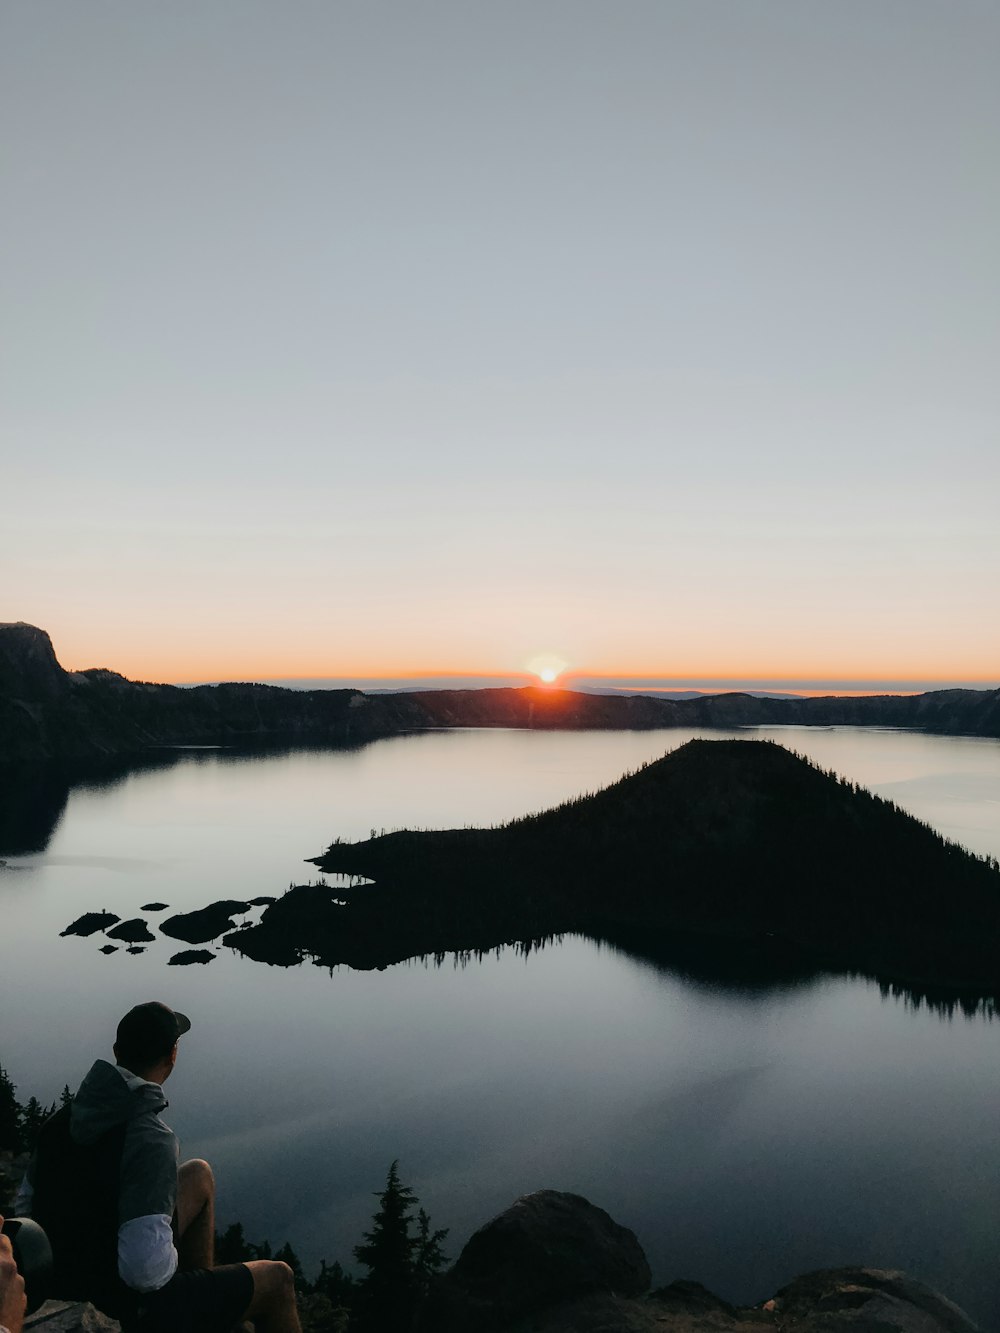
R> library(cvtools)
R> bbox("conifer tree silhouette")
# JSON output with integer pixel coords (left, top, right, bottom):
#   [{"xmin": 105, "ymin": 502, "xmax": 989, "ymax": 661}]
[
  {"xmin": 0, "ymin": 1066, "xmax": 22, "ymax": 1153},
  {"xmin": 354, "ymin": 1160, "xmax": 448, "ymax": 1332}
]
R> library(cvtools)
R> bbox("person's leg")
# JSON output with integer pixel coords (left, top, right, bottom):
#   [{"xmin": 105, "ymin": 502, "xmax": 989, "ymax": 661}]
[
  {"xmin": 240, "ymin": 1260, "xmax": 301, "ymax": 1333},
  {"xmin": 175, "ymin": 1158, "xmax": 215, "ymax": 1271}
]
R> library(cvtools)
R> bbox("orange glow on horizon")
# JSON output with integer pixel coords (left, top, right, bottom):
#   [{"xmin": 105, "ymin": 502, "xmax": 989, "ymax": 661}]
[
  {"xmin": 57, "ymin": 651, "xmax": 999, "ymax": 697},
  {"xmin": 47, "ymin": 629, "xmax": 999, "ymax": 694}
]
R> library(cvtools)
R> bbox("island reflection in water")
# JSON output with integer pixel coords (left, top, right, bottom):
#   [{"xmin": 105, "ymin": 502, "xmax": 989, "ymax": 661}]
[{"xmin": 2, "ymin": 726, "xmax": 1000, "ymax": 1329}]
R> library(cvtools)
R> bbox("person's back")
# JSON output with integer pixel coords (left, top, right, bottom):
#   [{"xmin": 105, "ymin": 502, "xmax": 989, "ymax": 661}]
[{"xmin": 29, "ymin": 1058, "xmax": 177, "ymax": 1323}]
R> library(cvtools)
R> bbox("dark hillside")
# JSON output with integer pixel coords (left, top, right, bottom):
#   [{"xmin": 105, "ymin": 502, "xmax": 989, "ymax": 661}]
[
  {"xmin": 227, "ymin": 740, "xmax": 1000, "ymax": 992},
  {"xmin": 1, "ymin": 623, "xmax": 998, "ymax": 765},
  {"xmin": 0, "ymin": 622, "xmax": 427, "ymax": 762}
]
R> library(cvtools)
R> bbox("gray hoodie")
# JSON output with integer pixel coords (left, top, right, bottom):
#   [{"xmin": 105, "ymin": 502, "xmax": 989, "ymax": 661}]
[{"xmin": 18, "ymin": 1060, "xmax": 180, "ymax": 1292}]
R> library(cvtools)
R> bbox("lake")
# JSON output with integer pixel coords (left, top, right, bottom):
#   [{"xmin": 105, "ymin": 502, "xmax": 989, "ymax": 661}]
[{"xmin": 2, "ymin": 725, "xmax": 999, "ymax": 1326}]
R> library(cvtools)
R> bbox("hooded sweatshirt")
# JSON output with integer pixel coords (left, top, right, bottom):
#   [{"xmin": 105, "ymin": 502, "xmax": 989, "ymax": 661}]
[{"xmin": 17, "ymin": 1060, "xmax": 179, "ymax": 1295}]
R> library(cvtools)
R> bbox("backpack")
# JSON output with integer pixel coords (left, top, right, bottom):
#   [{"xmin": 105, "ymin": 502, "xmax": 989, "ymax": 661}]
[{"xmin": 31, "ymin": 1101, "xmax": 140, "ymax": 1323}]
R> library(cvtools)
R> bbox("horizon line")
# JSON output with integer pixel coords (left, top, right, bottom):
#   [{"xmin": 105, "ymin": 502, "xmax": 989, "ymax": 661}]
[{"xmin": 167, "ymin": 670, "xmax": 1000, "ymax": 697}]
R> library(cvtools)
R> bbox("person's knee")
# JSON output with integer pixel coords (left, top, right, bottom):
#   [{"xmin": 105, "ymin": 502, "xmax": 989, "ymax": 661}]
[
  {"xmin": 269, "ymin": 1260, "xmax": 294, "ymax": 1295},
  {"xmin": 179, "ymin": 1158, "xmax": 214, "ymax": 1194},
  {"xmin": 247, "ymin": 1259, "xmax": 295, "ymax": 1303}
]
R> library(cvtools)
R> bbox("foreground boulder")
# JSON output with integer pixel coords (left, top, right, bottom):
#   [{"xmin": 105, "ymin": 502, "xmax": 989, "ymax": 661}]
[
  {"xmin": 767, "ymin": 1267, "xmax": 980, "ymax": 1333},
  {"xmin": 438, "ymin": 1189, "xmax": 651, "ymax": 1328}
]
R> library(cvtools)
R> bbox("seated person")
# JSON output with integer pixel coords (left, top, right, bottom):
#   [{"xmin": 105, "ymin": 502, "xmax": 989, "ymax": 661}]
[{"xmin": 16, "ymin": 1002, "xmax": 300, "ymax": 1332}]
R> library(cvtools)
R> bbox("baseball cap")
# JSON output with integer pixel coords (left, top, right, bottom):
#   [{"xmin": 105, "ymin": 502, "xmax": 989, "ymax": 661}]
[{"xmin": 115, "ymin": 1001, "xmax": 191, "ymax": 1068}]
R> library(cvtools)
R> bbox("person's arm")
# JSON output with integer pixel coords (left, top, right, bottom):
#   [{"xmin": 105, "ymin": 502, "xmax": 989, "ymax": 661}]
[
  {"xmin": 116, "ymin": 1118, "xmax": 180, "ymax": 1292},
  {"xmin": 0, "ymin": 1218, "xmax": 27, "ymax": 1333}
]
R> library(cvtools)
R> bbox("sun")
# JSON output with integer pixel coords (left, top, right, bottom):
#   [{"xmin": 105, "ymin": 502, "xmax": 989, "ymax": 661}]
[{"xmin": 526, "ymin": 654, "xmax": 568, "ymax": 686}]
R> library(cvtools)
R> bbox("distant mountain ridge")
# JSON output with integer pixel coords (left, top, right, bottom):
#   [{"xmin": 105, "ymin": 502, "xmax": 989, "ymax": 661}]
[{"xmin": 2, "ymin": 622, "xmax": 999, "ymax": 765}]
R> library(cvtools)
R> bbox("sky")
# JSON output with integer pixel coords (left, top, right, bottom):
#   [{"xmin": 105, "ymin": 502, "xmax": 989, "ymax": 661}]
[{"xmin": 3, "ymin": 2, "xmax": 998, "ymax": 691}]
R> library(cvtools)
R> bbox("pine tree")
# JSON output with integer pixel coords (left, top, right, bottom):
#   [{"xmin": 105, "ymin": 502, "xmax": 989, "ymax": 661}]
[
  {"xmin": 0, "ymin": 1066, "xmax": 23, "ymax": 1153},
  {"xmin": 411, "ymin": 1206, "xmax": 449, "ymax": 1325},
  {"xmin": 215, "ymin": 1222, "xmax": 255, "ymax": 1264},
  {"xmin": 313, "ymin": 1259, "xmax": 355, "ymax": 1309},
  {"xmin": 19, "ymin": 1097, "xmax": 54, "ymax": 1152},
  {"xmin": 354, "ymin": 1159, "xmax": 417, "ymax": 1330},
  {"xmin": 353, "ymin": 1161, "xmax": 448, "ymax": 1333}
]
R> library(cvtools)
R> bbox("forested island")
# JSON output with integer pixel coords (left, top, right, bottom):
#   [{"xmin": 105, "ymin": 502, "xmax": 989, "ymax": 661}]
[
  {"xmin": 56, "ymin": 738, "xmax": 1000, "ymax": 999},
  {"xmin": 221, "ymin": 739, "xmax": 1000, "ymax": 994},
  {"xmin": 2, "ymin": 622, "xmax": 999, "ymax": 767}
]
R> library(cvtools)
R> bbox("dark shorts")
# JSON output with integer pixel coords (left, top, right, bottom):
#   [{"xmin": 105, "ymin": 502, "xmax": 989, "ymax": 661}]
[{"xmin": 136, "ymin": 1263, "xmax": 254, "ymax": 1333}]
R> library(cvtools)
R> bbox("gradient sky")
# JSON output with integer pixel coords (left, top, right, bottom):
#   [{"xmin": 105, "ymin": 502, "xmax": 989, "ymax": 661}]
[{"xmin": 3, "ymin": 2, "xmax": 998, "ymax": 687}]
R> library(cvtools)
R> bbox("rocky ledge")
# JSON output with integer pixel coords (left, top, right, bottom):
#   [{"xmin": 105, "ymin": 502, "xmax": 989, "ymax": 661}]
[{"xmin": 24, "ymin": 1190, "xmax": 980, "ymax": 1333}]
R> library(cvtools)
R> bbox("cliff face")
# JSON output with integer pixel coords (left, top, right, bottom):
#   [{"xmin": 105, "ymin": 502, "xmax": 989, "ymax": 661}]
[
  {"xmin": 0, "ymin": 624, "xmax": 69, "ymax": 701},
  {"xmin": 1, "ymin": 623, "xmax": 999, "ymax": 766},
  {"xmin": 0, "ymin": 623, "xmax": 428, "ymax": 764}
]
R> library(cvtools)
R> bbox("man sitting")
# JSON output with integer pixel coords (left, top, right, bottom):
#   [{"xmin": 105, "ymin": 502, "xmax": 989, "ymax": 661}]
[{"xmin": 17, "ymin": 1001, "xmax": 300, "ymax": 1332}]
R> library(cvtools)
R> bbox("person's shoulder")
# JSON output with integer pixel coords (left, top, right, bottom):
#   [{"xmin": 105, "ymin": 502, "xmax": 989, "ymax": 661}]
[
  {"xmin": 130, "ymin": 1111, "xmax": 176, "ymax": 1138},
  {"xmin": 124, "ymin": 1105, "xmax": 177, "ymax": 1157}
]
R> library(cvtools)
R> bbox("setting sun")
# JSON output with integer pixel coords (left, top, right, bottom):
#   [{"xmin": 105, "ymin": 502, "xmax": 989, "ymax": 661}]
[{"xmin": 526, "ymin": 654, "xmax": 568, "ymax": 685}]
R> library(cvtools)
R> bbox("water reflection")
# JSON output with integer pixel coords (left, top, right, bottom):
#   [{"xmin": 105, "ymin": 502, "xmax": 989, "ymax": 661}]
[
  {"xmin": 872, "ymin": 977, "xmax": 999, "ymax": 1022},
  {"xmin": 0, "ymin": 742, "xmax": 370, "ymax": 858},
  {"xmin": 409, "ymin": 931, "xmax": 1000, "ymax": 1023},
  {"xmin": 0, "ymin": 752, "xmax": 186, "ymax": 855},
  {"xmin": 0, "ymin": 765, "xmax": 71, "ymax": 855}
]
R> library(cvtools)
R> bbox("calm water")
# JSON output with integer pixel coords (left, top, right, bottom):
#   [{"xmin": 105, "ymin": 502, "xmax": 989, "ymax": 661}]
[{"xmin": 2, "ymin": 726, "xmax": 1000, "ymax": 1326}]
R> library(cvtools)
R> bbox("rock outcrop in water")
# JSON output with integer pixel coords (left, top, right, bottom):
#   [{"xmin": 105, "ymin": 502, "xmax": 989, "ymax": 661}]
[
  {"xmin": 21, "ymin": 1190, "xmax": 981, "ymax": 1332},
  {"xmin": 225, "ymin": 740, "xmax": 1000, "ymax": 994},
  {"xmin": 2, "ymin": 622, "xmax": 999, "ymax": 767},
  {"xmin": 160, "ymin": 900, "xmax": 252, "ymax": 943}
]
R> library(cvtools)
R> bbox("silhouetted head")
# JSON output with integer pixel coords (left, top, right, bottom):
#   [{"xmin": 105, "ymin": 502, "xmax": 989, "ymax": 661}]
[{"xmin": 114, "ymin": 1001, "xmax": 191, "ymax": 1083}]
